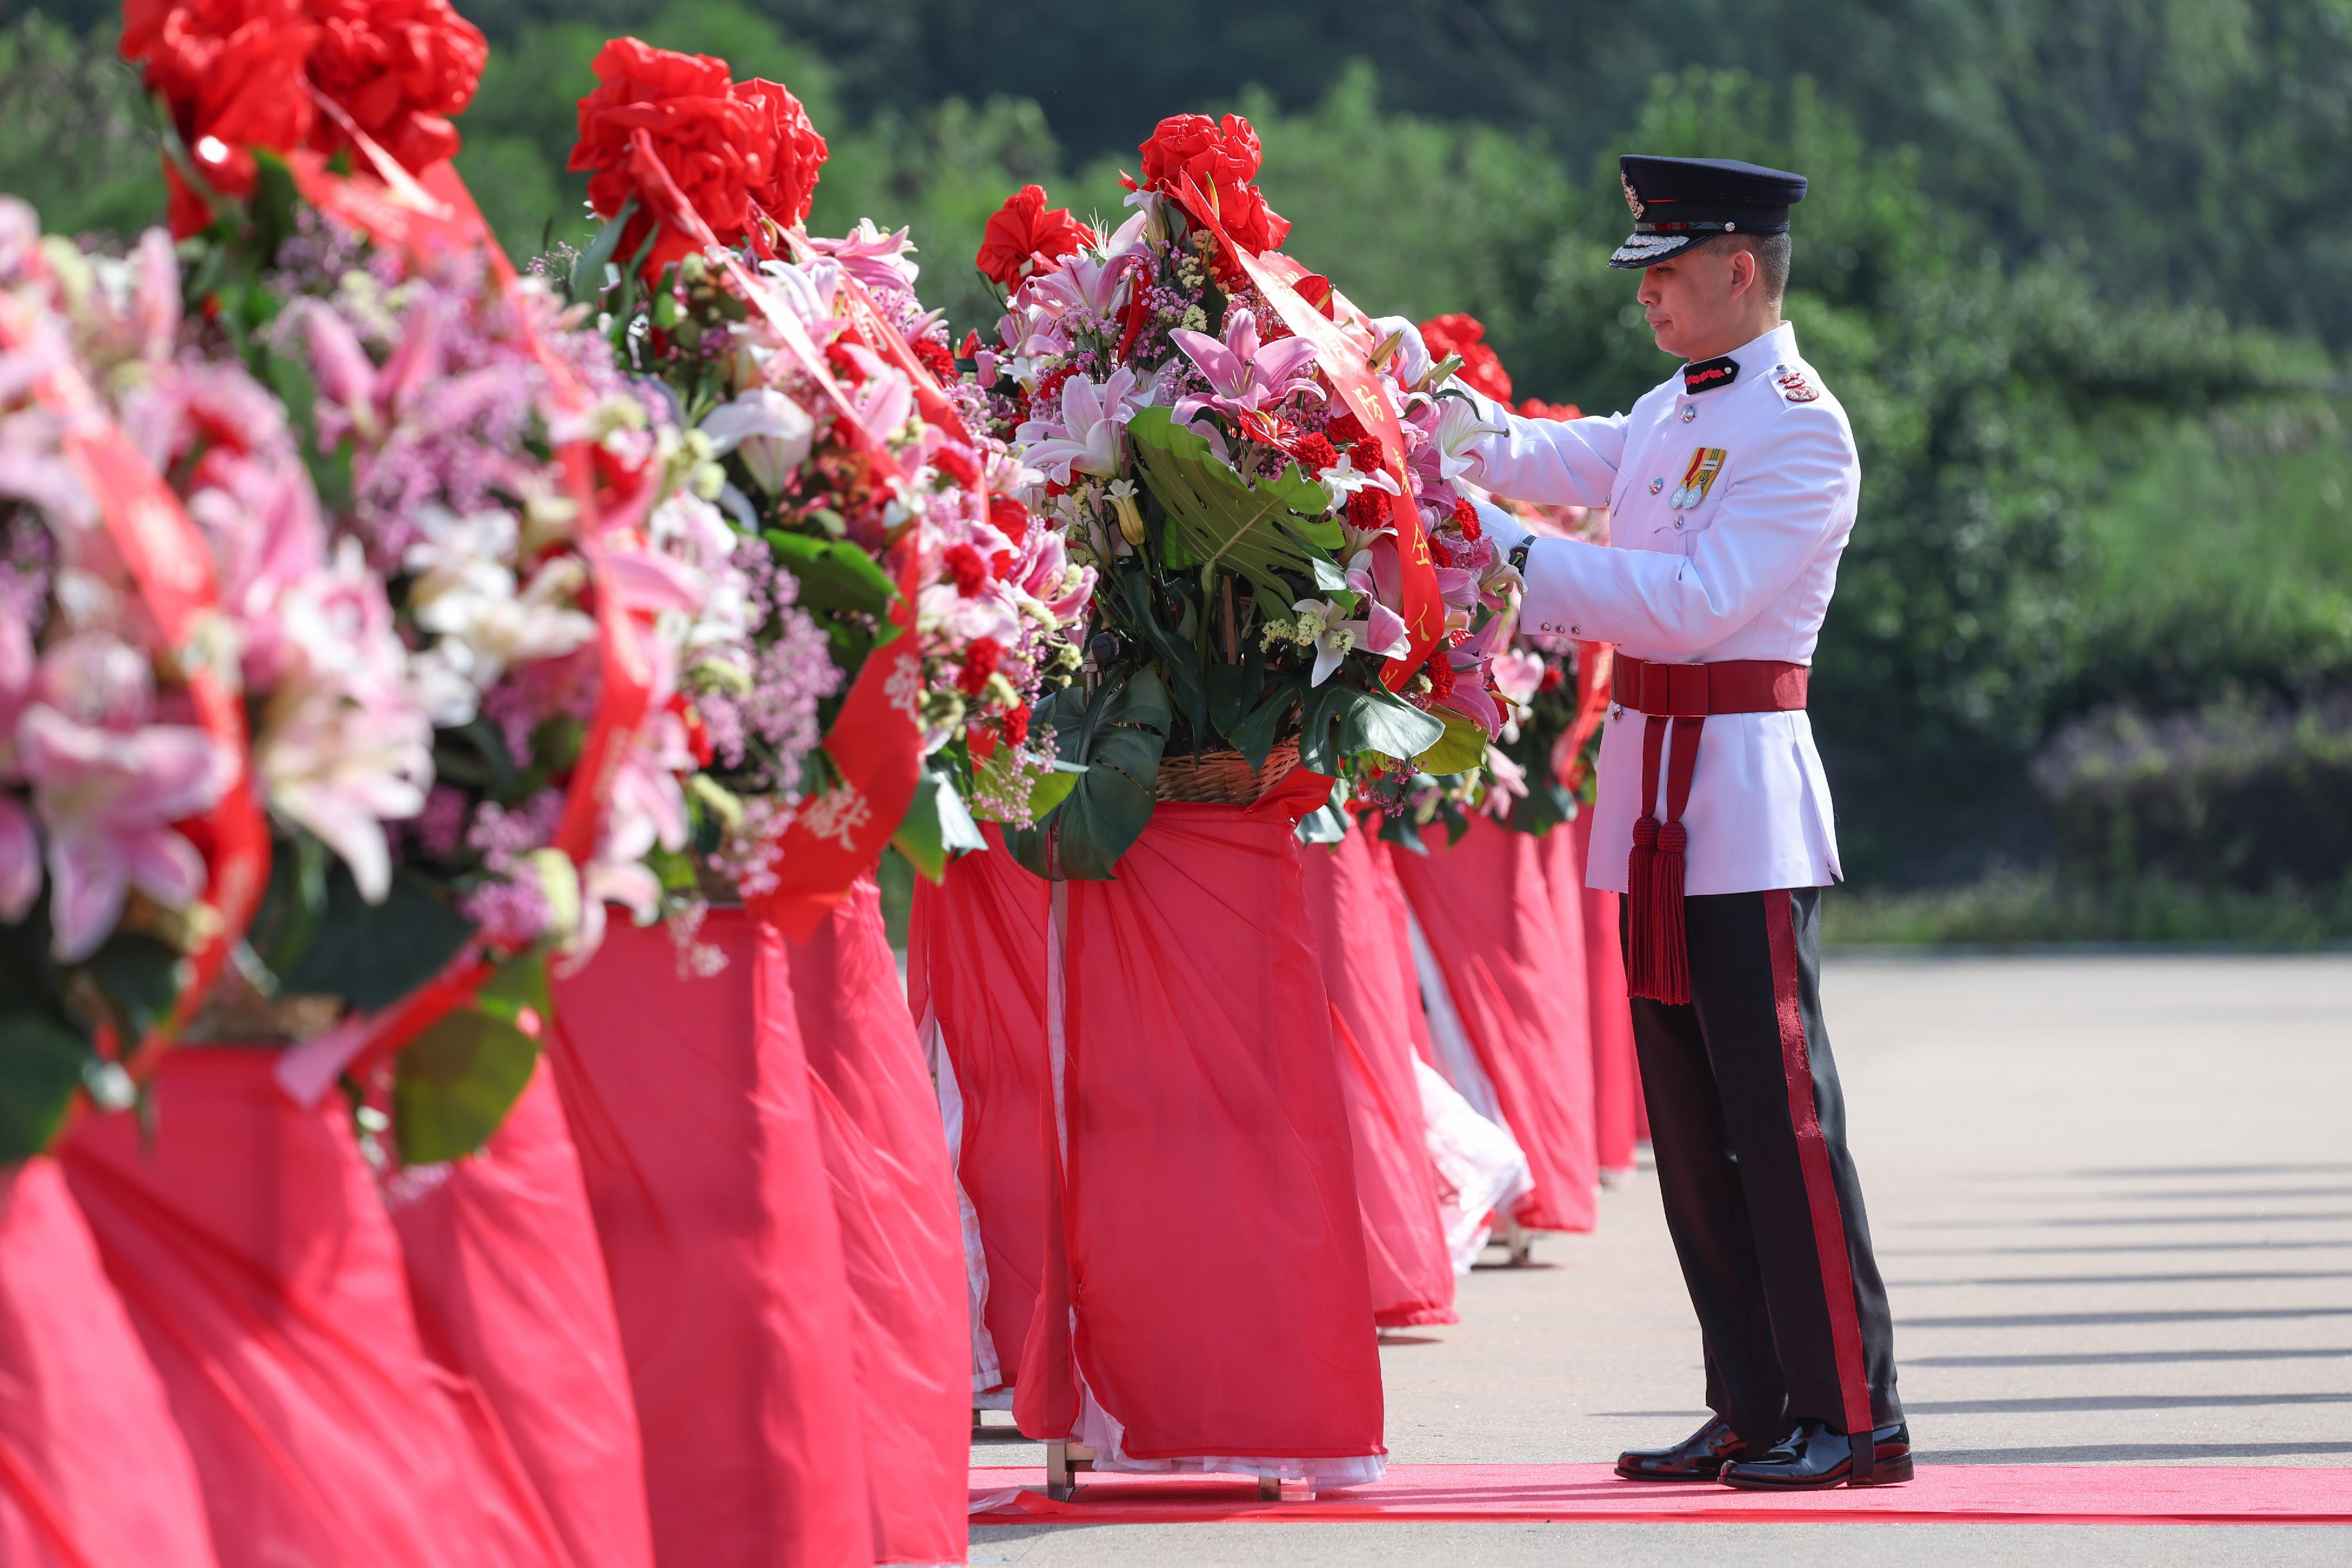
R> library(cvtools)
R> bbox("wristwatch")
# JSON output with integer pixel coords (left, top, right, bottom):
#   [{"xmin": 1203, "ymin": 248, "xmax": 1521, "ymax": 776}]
[{"xmin": 1508, "ymin": 537, "xmax": 1534, "ymax": 575}]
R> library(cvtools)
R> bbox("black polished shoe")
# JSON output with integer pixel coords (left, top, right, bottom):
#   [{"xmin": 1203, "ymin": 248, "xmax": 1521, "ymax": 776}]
[
  {"xmin": 1717, "ymin": 1417, "xmax": 1913, "ymax": 1489},
  {"xmin": 1614, "ymin": 1416, "xmax": 1750, "ymax": 1482}
]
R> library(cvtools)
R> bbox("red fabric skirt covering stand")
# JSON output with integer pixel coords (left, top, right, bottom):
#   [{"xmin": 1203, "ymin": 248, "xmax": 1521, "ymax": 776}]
[
  {"xmin": 1018, "ymin": 804, "xmax": 1387, "ymax": 1482},
  {"xmin": 385, "ymin": 1058, "xmax": 656, "ymax": 1568},
  {"xmin": 906, "ymin": 825, "xmax": 1052, "ymax": 1398},
  {"xmin": 1391, "ymin": 814, "xmax": 1598, "ymax": 1233},
  {"xmin": 1301, "ymin": 829, "xmax": 1456, "ymax": 1327},
  {"xmin": 1569, "ymin": 808, "xmax": 1645, "ymax": 1166},
  {"xmin": 0, "ymin": 1158, "xmax": 218, "ymax": 1568},
  {"xmin": 549, "ymin": 911, "xmax": 875, "ymax": 1568},
  {"xmin": 783, "ymin": 877, "xmax": 973, "ymax": 1567},
  {"xmin": 59, "ymin": 1048, "xmax": 567, "ymax": 1567}
]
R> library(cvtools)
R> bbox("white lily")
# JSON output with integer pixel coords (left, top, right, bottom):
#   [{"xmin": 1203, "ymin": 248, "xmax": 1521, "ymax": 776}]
[
  {"xmin": 1292, "ymin": 595, "xmax": 1411, "ymax": 687},
  {"xmin": 700, "ymin": 387, "xmax": 815, "ymax": 494}
]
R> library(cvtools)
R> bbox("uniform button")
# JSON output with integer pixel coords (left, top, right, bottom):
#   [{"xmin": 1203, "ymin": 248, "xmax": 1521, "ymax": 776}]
[
  {"xmin": 1680, "ymin": 406, "xmax": 1697, "ymax": 423},
  {"xmin": 1569, "ymin": 625, "xmax": 1581, "ymax": 635},
  {"xmin": 1673, "ymin": 516, "xmax": 1684, "ymax": 529},
  {"xmin": 1649, "ymin": 477, "xmax": 1664, "ymax": 494}
]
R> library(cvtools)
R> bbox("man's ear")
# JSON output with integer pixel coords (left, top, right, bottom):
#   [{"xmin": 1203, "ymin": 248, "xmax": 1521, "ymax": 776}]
[{"xmin": 1725, "ymin": 243, "xmax": 1756, "ymax": 300}]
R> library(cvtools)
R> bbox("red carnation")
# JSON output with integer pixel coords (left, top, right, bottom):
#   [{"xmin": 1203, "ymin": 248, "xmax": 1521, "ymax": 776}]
[
  {"xmin": 1349, "ymin": 435, "xmax": 1387, "ymax": 477},
  {"xmin": 957, "ymin": 637, "xmax": 1004, "ymax": 696},
  {"xmin": 1451, "ymin": 494, "xmax": 1482, "ymax": 540},
  {"xmin": 569, "ymin": 39, "xmax": 827, "ymax": 278},
  {"xmin": 943, "ymin": 543, "xmax": 990, "ymax": 597},
  {"xmin": 976, "ymin": 184, "xmax": 1099, "ymax": 287},
  {"xmin": 1347, "ymin": 487, "xmax": 1392, "ymax": 531},
  {"xmin": 1426, "ymin": 651, "xmax": 1457, "ymax": 699},
  {"xmin": 305, "ymin": 0, "xmax": 486, "ymax": 173},
  {"xmin": 1419, "ymin": 313, "xmax": 1513, "ymax": 403},
  {"xmin": 1004, "ymin": 703, "xmax": 1032, "ymax": 746},
  {"xmin": 1324, "ymin": 409, "xmax": 1370, "ymax": 449},
  {"xmin": 1287, "ymin": 431, "xmax": 1338, "ymax": 472},
  {"xmin": 1518, "ymin": 397, "xmax": 1582, "ymax": 422}
]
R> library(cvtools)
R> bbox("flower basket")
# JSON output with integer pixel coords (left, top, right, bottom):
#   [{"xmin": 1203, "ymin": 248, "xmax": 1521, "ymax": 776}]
[{"xmin": 1154, "ymin": 740, "xmax": 1302, "ymax": 805}]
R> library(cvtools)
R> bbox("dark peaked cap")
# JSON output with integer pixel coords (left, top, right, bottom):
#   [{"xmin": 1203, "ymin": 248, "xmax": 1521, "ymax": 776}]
[{"xmin": 1611, "ymin": 155, "xmax": 1808, "ymax": 270}]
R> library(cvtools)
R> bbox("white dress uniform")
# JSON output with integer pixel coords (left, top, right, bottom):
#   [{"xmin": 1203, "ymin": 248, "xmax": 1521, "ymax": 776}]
[{"xmin": 1461, "ymin": 320, "xmax": 1859, "ymax": 896}]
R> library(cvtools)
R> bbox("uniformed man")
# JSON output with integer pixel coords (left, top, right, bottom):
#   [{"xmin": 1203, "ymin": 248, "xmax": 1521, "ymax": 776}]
[{"xmin": 1388, "ymin": 155, "xmax": 1907, "ymax": 1489}]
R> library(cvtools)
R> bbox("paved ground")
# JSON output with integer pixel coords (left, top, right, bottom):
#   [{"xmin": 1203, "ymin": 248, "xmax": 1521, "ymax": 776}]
[{"xmin": 969, "ymin": 953, "xmax": 2352, "ymax": 1564}]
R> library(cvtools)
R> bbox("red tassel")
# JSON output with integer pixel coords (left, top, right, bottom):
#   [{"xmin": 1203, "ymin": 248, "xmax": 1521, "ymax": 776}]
[
  {"xmin": 1625, "ymin": 814, "xmax": 1660, "ymax": 999},
  {"xmin": 1649, "ymin": 821, "xmax": 1689, "ymax": 1005}
]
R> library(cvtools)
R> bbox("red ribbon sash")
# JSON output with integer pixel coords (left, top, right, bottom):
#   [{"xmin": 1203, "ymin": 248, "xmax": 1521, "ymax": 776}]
[{"xmin": 1174, "ymin": 173, "xmax": 1444, "ymax": 690}]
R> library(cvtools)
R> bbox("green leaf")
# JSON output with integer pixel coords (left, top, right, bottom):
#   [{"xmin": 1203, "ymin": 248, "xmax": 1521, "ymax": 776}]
[
  {"xmin": 1125, "ymin": 408, "xmax": 1339, "ymax": 609},
  {"xmin": 1004, "ymin": 669, "xmax": 1171, "ymax": 881},
  {"xmin": 1339, "ymin": 684, "xmax": 1449, "ymax": 764},
  {"xmin": 392, "ymin": 955, "xmax": 549, "ymax": 1164},
  {"xmin": 78, "ymin": 935, "xmax": 185, "ymax": 1047},
  {"xmin": 278, "ymin": 864, "xmax": 476, "ymax": 1014},
  {"xmin": 893, "ymin": 767, "xmax": 987, "ymax": 882},
  {"xmin": 1028, "ymin": 763, "xmax": 1084, "ymax": 820},
  {"xmin": 1229, "ymin": 677, "xmax": 1303, "ymax": 770},
  {"xmin": 1294, "ymin": 777, "xmax": 1351, "ymax": 845},
  {"xmin": 1295, "ymin": 680, "xmax": 1359, "ymax": 775},
  {"xmin": 763, "ymin": 529, "xmax": 898, "ymax": 618},
  {"xmin": 1415, "ymin": 710, "xmax": 1491, "ymax": 777},
  {"xmin": 1121, "ymin": 573, "xmax": 1208, "ymax": 743},
  {"xmin": 569, "ymin": 199, "xmax": 633, "ymax": 303},
  {"xmin": 1507, "ymin": 781, "xmax": 1576, "ymax": 838},
  {"xmin": 0, "ymin": 1009, "xmax": 92, "ymax": 1164}
]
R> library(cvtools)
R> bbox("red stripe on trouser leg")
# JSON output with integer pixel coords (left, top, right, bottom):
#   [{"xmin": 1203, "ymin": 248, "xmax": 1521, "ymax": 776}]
[{"xmin": 1763, "ymin": 888, "xmax": 1877, "ymax": 1480}]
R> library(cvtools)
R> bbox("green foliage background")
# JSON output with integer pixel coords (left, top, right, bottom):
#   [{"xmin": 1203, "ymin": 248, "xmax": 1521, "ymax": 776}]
[{"xmin": 10, "ymin": 0, "xmax": 2351, "ymax": 904}]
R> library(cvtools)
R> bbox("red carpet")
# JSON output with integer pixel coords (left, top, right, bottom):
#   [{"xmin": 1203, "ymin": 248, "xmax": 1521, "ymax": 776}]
[{"xmin": 970, "ymin": 1463, "xmax": 2352, "ymax": 1526}]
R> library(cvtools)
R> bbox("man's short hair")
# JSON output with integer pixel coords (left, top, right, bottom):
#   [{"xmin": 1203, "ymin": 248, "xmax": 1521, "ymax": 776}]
[{"xmin": 1733, "ymin": 232, "xmax": 1792, "ymax": 302}]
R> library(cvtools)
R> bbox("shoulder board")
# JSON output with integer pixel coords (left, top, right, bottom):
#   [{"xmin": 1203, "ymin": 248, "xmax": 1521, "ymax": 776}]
[{"xmin": 1769, "ymin": 364, "xmax": 1822, "ymax": 404}]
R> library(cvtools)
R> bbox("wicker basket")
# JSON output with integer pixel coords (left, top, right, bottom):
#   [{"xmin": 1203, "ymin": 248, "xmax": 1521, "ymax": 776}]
[{"xmin": 1154, "ymin": 740, "xmax": 1302, "ymax": 805}]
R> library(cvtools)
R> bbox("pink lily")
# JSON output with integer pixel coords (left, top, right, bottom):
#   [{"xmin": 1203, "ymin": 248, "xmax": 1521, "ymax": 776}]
[
  {"xmin": 1169, "ymin": 309, "xmax": 1324, "ymax": 426},
  {"xmin": 18, "ymin": 704, "xmax": 236, "ymax": 962},
  {"xmin": 1017, "ymin": 366, "xmax": 1141, "ymax": 484}
]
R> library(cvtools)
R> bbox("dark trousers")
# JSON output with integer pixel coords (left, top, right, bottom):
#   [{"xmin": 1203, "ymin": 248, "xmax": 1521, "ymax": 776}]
[{"xmin": 1625, "ymin": 886, "xmax": 1901, "ymax": 1445}]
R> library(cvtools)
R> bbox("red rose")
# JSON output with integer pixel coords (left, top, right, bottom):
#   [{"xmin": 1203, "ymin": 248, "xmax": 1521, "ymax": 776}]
[
  {"xmin": 733, "ymin": 76, "xmax": 827, "ymax": 226},
  {"xmin": 1131, "ymin": 112, "xmax": 1289, "ymax": 275},
  {"xmin": 306, "ymin": 0, "xmax": 486, "ymax": 172},
  {"xmin": 569, "ymin": 39, "xmax": 827, "ymax": 278},
  {"xmin": 976, "ymin": 184, "xmax": 1100, "ymax": 287},
  {"xmin": 1419, "ymin": 313, "xmax": 1513, "ymax": 403},
  {"xmin": 1137, "ymin": 113, "xmax": 1264, "ymax": 191},
  {"xmin": 122, "ymin": 0, "xmax": 319, "ymax": 232}
]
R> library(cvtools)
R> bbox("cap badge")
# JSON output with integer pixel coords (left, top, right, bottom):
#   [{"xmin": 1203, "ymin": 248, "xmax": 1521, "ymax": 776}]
[
  {"xmin": 1772, "ymin": 366, "xmax": 1821, "ymax": 403},
  {"xmin": 1622, "ymin": 173, "xmax": 1645, "ymax": 220}
]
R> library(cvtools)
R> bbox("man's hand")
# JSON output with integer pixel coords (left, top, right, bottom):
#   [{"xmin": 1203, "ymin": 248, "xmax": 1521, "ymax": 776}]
[{"xmin": 1475, "ymin": 497, "xmax": 1532, "ymax": 561}]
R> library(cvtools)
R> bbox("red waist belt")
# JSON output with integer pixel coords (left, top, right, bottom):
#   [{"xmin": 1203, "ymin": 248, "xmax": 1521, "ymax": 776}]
[{"xmin": 1610, "ymin": 656, "xmax": 1809, "ymax": 1005}]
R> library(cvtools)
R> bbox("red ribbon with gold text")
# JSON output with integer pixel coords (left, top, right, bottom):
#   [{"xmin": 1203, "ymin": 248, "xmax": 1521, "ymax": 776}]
[
  {"xmin": 0, "ymin": 291, "xmax": 270, "ymax": 1092},
  {"xmin": 620, "ymin": 132, "xmax": 927, "ymax": 938},
  {"xmin": 1175, "ymin": 173, "xmax": 1444, "ymax": 690}
]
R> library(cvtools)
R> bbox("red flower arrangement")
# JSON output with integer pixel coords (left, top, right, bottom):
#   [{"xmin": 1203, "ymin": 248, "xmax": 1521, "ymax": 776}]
[
  {"xmin": 1127, "ymin": 112, "xmax": 1290, "ymax": 279},
  {"xmin": 1418, "ymin": 313, "xmax": 1512, "ymax": 403},
  {"xmin": 1516, "ymin": 398, "xmax": 1583, "ymax": 422},
  {"xmin": 568, "ymin": 38, "xmax": 828, "ymax": 277},
  {"xmin": 975, "ymin": 184, "xmax": 1099, "ymax": 287}
]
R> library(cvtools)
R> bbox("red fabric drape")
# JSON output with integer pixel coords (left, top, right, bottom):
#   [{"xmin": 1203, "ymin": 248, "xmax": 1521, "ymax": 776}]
[
  {"xmin": 1391, "ymin": 815, "xmax": 1598, "ymax": 1233},
  {"xmin": 387, "ymin": 1060, "xmax": 656, "ymax": 1568},
  {"xmin": 1021, "ymin": 805, "xmax": 1385, "ymax": 1460},
  {"xmin": 60, "ymin": 1048, "xmax": 564, "ymax": 1567},
  {"xmin": 784, "ymin": 877, "xmax": 972, "ymax": 1567},
  {"xmin": 1569, "ymin": 809, "xmax": 1643, "ymax": 1173},
  {"xmin": 0, "ymin": 1158, "xmax": 216, "ymax": 1568},
  {"xmin": 1301, "ymin": 830, "xmax": 1456, "ymax": 1327},
  {"xmin": 905, "ymin": 827, "xmax": 1051, "ymax": 1393},
  {"xmin": 1367, "ymin": 835, "xmax": 1439, "ymax": 1070},
  {"xmin": 550, "ymin": 912, "xmax": 873, "ymax": 1568}
]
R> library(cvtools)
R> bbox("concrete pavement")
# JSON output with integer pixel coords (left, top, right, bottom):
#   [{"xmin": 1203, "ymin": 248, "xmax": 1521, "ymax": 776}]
[{"xmin": 970, "ymin": 953, "xmax": 2352, "ymax": 1563}]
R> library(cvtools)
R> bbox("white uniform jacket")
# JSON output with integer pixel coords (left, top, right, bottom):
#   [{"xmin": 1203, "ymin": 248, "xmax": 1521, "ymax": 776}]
[{"xmin": 1464, "ymin": 322, "xmax": 1858, "ymax": 896}]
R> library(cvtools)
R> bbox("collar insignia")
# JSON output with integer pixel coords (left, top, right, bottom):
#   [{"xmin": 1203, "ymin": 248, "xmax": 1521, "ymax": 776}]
[{"xmin": 1682, "ymin": 355, "xmax": 1739, "ymax": 394}]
